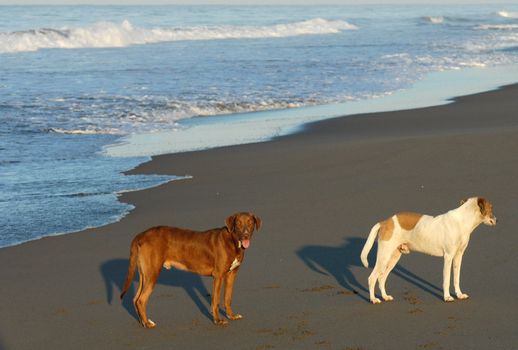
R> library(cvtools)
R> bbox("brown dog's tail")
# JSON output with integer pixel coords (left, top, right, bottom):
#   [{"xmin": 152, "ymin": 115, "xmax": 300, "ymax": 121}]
[{"xmin": 120, "ymin": 238, "xmax": 139, "ymax": 300}]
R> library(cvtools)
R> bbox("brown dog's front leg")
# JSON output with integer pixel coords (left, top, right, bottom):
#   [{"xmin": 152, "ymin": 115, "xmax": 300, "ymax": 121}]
[
  {"xmin": 224, "ymin": 270, "xmax": 242, "ymax": 320},
  {"xmin": 211, "ymin": 276, "xmax": 227, "ymax": 325}
]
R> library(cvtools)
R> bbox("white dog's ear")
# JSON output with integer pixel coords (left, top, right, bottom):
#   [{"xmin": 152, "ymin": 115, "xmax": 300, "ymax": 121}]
[{"xmin": 460, "ymin": 198, "xmax": 468, "ymax": 205}]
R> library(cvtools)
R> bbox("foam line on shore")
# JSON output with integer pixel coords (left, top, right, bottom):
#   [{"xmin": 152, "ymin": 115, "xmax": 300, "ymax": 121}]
[{"xmin": 104, "ymin": 64, "xmax": 518, "ymax": 158}]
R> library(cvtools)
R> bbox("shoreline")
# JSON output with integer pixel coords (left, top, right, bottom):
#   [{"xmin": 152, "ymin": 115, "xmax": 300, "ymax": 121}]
[
  {"xmin": 1, "ymin": 83, "xmax": 518, "ymax": 349},
  {"xmin": 106, "ymin": 64, "xmax": 518, "ymax": 158}
]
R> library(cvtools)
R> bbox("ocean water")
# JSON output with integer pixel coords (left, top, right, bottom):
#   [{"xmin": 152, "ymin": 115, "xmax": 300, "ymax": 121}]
[{"xmin": 1, "ymin": 5, "xmax": 518, "ymax": 247}]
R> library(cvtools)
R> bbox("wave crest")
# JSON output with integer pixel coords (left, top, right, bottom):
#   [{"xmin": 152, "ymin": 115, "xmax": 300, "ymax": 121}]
[
  {"xmin": 42, "ymin": 96, "xmax": 344, "ymax": 135},
  {"xmin": 0, "ymin": 18, "xmax": 357, "ymax": 53},
  {"xmin": 421, "ymin": 16, "xmax": 444, "ymax": 24},
  {"xmin": 420, "ymin": 15, "xmax": 475, "ymax": 25},
  {"xmin": 497, "ymin": 11, "xmax": 518, "ymax": 19}
]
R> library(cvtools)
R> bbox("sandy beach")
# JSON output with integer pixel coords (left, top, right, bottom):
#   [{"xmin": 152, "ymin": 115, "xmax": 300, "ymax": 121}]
[{"xmin": 1, "ymin": 84, "xmax": 518, "ymax": 350}]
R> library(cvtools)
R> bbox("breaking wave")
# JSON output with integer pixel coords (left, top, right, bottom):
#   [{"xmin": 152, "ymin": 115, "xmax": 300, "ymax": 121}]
[
  {"xmin": 0, "ymin": 18, "xmax": 357, "ymax": 53},
  {"xmin": 420, "ymin": 15, "xmax": 473, "ymax": 25},
  {"xmin": 497, "ymin": 11, "xmax": 518, "ymax": 19},
  {"xmin": 421, "ymin": 16, "xmax": 445, "ymax": 24},
  {"xmin": 42, "ymin": 98, "xmax": 321, "ymax": 135}
]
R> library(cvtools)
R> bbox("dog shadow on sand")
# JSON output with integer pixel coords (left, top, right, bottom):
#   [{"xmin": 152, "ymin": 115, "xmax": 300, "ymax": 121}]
[
  {"xmin": 297, "ymin": 237, "xmax": 443, "ymax": 302},
  {"xmin": 100, "ymin": 259, "xmax": 213, "ymax": 321}
]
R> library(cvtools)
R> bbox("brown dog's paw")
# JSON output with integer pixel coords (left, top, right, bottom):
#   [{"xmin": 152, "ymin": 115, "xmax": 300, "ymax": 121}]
[
  {"xmin": 142, "ymin": 319, "xmax": 157, "ymax": 329},
  {"xmin": 214, "ymin": 318, "xmax": 229, "ymax": 326},
  {"xmin": 228, "ymin": 313, "xmax": 243, "ymax": 320}
]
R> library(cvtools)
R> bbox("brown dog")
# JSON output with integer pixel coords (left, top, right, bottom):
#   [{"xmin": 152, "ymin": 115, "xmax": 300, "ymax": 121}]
[{"xmin": 120, "ymin": 212, "xmax": 261, "ymax": 328}]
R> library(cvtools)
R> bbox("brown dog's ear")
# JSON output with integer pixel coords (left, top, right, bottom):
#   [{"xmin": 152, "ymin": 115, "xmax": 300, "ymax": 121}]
[
  {"xmin": 225, "ymin": 214, "xmax": 236, "ymax": 233},
  {"xmin": 252, "ymin": 214, "xmax": 262, "ymax": 231},
  {"xmin": 477, "ymin": 197, "xmax": 487, "ymax": 215}
]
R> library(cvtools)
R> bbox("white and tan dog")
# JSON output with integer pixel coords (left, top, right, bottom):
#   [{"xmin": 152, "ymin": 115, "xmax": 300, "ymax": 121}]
[{"xmin": 361, "ymin": 197, "xmax": 497, "ymax": 304}]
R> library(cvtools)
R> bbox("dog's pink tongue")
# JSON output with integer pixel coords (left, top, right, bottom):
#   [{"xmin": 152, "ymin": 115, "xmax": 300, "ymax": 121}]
[{"xmin": 242, "ymin": 239, "xmax": 250, "ymax": 249}]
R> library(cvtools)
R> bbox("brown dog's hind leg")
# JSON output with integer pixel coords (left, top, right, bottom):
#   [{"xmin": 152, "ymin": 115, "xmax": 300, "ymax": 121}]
[
  {"xmin": 224, "ymin": 270, "xmax": 242, "ymax": 320},
  {"xmin": 211, "ymin": 276, "xmax": 227, "ymax": 325},
  {"xmin": 133, "ymin": 263, "xmax": 145, "ymax": 324},
  {"xmin": 134, "ymin": 258, "xmax": 160, "ymax": 328}
]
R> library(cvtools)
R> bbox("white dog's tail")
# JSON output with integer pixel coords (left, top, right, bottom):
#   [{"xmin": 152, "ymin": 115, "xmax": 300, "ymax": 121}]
[{"xmin": 361, "ymin": 222, "xmax": 380, "ymax": 268}]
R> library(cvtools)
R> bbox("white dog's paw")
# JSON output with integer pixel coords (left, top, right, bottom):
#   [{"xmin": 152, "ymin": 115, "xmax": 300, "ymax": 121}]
[
  {"xmin": 457, "ymin": 293, "xmax": 469, "ymax": 300},
  {"xmin": 382, "ymin": 295, "xmax": 394, "ymax": 301},
  {"xmin": 371, "ymin": 298, "xmax": 382, "ymax": 304},
  {"xmin": 444, "ymin": 296, "xmax": 454, "ymax": 302}
]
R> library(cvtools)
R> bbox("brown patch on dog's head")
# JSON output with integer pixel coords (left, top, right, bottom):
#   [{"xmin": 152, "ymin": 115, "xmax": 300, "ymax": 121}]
[
  {"xmin": 477, "ymin": 197, "xmax": 489, "ymax": 215},
  {"xmin": 396, "ymin": 212, "xmax": 423, "ymax": 231},
  {"xmin": 225, "ymin": 212, "xmax": 261, "ymax": 249},
  {"xmin": 477, "ymin": 197, "xmax": 497, "ymax": 226}
]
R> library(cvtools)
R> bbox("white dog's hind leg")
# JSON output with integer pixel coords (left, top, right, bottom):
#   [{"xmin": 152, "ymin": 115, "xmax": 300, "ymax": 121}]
[
  {"xmin": 378, "ymin": 249, "xmax": 402, "ymax": 301},
  {"xmin": 453, "ymin": 250, "xmax": 469, "ymax": 300},
  {"xmin": 368, "ymin": 268, "xmax": 382, "ymax": 304},
  {"xmin": 443, "ymin": 254, "xmax": 454, "ymax": 302},
  {"xmin": 368, "ymin": 248, "xmax": 393, "ymax": 304}
]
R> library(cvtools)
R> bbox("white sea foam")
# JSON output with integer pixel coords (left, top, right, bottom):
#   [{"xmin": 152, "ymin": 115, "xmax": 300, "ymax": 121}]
[
  {"xmin": 420, "ymin": 15, "xmax": 471, "ymax": 25},
  {"xmin": 497, "ymin": 11, "xmax": 518, "ymax": 19},
  {"xmin": 43, "ymin": 98, "xmax": 318, "ymax": 135},
  {"xmin": 422, "ymin": 16, "xmax": 445, "ymax": 24},
  {"xmin": 0, "ymin": 18, "xmax": 357, "ymax": 53},
  {"xmin": 476, "ymin": 24, "xmax": 518, "ymax": 30},
  {"xmin": 162, "ymin": 99, "xmax": 308, "ymax": 118},
  {"xmin": 47, "ymin": 127, "xmax": 122, "ymax": 135},
  {"xmin": 464, "ymin": 40, "xmax": 516, "ymax": 54}
]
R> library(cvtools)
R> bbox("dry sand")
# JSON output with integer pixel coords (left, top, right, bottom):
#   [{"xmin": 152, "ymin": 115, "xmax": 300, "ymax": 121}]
[{"xmin": 1, "ymin": 85, "xmax": 517, "ymax": 349}]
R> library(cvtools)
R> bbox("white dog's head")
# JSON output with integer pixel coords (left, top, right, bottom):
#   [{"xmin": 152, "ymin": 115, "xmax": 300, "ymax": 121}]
[{"xmin": 461, "ymin": 197, "xmax": 497, "ymax": 226}]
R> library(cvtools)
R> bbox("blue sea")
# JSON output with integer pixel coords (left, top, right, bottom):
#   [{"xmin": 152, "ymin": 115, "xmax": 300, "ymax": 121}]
[{"xmin": 1, "ymin": 5, "xmax": 518, "ymax": 248}]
